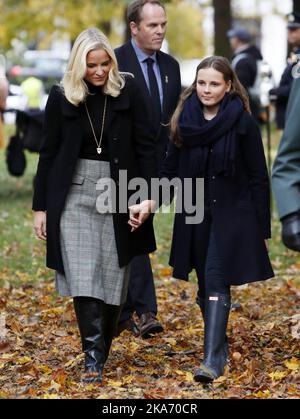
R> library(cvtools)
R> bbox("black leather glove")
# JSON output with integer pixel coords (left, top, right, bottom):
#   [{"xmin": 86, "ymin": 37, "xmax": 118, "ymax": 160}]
[{"xmin": 281, "ymin": 212, "xmax": 300, "ymax": 252}]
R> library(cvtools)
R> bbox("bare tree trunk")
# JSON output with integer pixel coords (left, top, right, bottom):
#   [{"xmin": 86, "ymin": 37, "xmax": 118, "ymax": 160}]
[
  {"xmin": 102, "ymin": 21, "xmax": 112, "ymax": 37},
  {"xmin": 293, "ymin": 0, "xmax": 300, "ymax": 12},
  {"xmin": 213, "ymin": 0, "xmax": 232, "ymax": 58},
  {"xmin": 123, "ymin": 6, "xmax": 131, "ymax": 43}
]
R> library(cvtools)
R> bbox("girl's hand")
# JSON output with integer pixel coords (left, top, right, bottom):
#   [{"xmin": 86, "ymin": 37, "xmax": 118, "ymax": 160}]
[
  {"xmin": 34, "ymin": 211, "xmax": 47, "ymax": 241},
  {"xmin": 128, "ymin": 200, "xmax": 156, "ymax": 232}
]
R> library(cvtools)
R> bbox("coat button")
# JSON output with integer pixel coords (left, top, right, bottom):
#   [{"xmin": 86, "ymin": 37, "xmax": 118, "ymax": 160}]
[
  {"xmin": 113, "ymin": 158, "xmax": 119, "ymax": 164},
  {"xmin": 113, "ymin": 137, "xmax": 118, "ymax": 141},
  {"xmin": 212, "ymin": 176, "xmax": 215, "ymax": 180},
  {"xmin": 210, "ymin": 148, "xmax": 213, "ymax": 153},
  {"xmin": 213, "ymin": 199, "xmax": 217, "ymax": 204}
]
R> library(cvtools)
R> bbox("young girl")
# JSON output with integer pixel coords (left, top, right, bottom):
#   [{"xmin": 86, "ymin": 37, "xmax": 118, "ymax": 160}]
[{"xmin": 161, "ymin": 56, "xmax": 274, "ymax": 383}]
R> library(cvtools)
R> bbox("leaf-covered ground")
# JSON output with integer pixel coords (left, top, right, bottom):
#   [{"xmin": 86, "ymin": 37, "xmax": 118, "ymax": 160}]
[
  {"xmin": 0, "ymin": 144, "xmax": 299, "ymax": 399},
  {"xmin": 0, "ymin": 269, "xmax": 299, "ymax": 399}
]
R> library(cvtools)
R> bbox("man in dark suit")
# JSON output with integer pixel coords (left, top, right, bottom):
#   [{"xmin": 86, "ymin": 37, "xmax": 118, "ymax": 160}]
[
  {"xmin": 269, "ymin": 12, "xmax": 300, "ymax": 129},
  {"xmin": 115, "ymin": 0, "xmax": 181, "ymax": 338}
]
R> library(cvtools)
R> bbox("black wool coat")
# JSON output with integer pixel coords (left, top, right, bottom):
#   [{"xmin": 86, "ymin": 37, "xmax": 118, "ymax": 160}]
[
  {"xmin": 32, "ymin": 77, "xmax": 157, "ymax": 274},
  {"xmin": 161, "ymin": 111, "xmax": 274, "ymax": 285},
  {"xmin": 115, "ymin": 41, "xmax": 181, "ymax": 171}
]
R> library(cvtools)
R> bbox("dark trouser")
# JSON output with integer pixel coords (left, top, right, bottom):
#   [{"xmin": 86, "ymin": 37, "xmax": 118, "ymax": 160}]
[
  {"xmin": 119, "ymin": 254, "xmax": 157, "ymax": 323},
  {"xmin": 194, "ymin": 224, "xmax": 230, "ymax": 300}
]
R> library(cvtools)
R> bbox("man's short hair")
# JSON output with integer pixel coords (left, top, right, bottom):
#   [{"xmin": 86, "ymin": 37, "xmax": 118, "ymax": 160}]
[
  {"xmin": 227, "ymin": 28, "xmax": 252, "ymax": 44},
  {"xmin": 127, "ymin": 0, "xmax": 165, "ymax": 25}
]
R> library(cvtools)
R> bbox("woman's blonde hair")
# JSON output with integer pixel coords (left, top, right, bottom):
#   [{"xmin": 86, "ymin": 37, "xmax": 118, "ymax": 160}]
[
  {"xmin": 170, "ymin": 56, "xmax": 250, "ymax": 146},
  {"xmin": 62, "ymin": 28, "xmax": 125, "ymax": 105}
]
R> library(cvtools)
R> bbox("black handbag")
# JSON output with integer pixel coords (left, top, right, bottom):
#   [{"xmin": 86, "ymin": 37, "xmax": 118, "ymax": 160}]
[
  {"xmin": 16, "ymin": 109, "xmax": 44, "ymax": 153},
  {"xmin": 6, "ymin": 134, "xmax": 27, "ymax": 177}
]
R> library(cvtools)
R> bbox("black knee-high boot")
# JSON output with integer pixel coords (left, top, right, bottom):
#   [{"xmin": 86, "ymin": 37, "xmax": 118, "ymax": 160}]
[
  {"xmin": 196, "ymin": 297, "xmax": 229, "ymax": 363},
  {"xmin": 102, "ymin": 303, "xmax": 122, "ymax": 361},
  {"xmin": 73, "ymin": 297, "xmax": 106, "ymax": 383},
  {"xmin": 194, "ymin": 293, "xmax": 231, "ymax": 383}
]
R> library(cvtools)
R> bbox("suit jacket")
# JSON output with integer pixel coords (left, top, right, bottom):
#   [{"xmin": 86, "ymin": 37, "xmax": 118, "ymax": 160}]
[
  {"xmin": 32, "ymin": 77, "xmax": 157, "ymax": 273},
  {"xmin": 161, "ymin": 111, "xmax": 274, "ymax": 285},
  {"xmin": 115, "ymin": 41, "xmax": 181, "ymax": 171}
]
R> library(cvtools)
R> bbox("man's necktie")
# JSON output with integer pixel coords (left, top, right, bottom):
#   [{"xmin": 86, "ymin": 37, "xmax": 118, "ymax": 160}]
[{"xmin": 145, "ymin": 57, "xmax": 161, "ymax": 130}]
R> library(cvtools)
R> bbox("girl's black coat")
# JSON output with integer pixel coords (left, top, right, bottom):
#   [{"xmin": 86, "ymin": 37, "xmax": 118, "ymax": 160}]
[
  {"xmin": 32, "ymin": 78, "xmax": 157, "ymax": 273},
  {"xmin": 161, "ymin": 112, "xmax": 274, "ymax": 285}
]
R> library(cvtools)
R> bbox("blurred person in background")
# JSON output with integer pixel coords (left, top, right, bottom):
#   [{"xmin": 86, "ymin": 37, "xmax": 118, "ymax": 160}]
[
  {"xmin": 227, "ymin": 27, "xmax": 263, "ymax": 123},
  {"xmin": 21, "ymin": 76, "xmax": 44, "ymax": 110},
  {"xmin": 32, "ymin": 28, "xmax": 157, "ymax": 384},
  {"xmin": 114, "ymin": 0, "xmax": 181, "ymax": 339},
  {"xmin": 269, "ymin": 12, "xmax": 300, "ymax": 129},
  {"xmin": 0, "ymin": 64, "xmax": 9, "ymax": 148}
]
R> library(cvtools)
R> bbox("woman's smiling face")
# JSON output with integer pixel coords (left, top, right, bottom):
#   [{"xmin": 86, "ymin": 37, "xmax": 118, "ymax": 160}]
[{"xmin": 85, "ymin": 49, "xmax": 112, "ymax": 87}]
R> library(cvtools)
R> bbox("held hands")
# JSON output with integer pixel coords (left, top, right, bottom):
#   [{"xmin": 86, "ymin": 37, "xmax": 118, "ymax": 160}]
[
  {"xmin": 128, "ymin": 200, "xmax": 156, "ymax": 232},
  {"xmin": 34, "ymin": 211, "xmax": 47, "ymax": 241}
]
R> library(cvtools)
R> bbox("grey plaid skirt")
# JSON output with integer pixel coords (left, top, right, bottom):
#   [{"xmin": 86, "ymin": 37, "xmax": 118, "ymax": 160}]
[{"xmin": 55, "ymin": 158, "xmax": 130, "ymax": 306}]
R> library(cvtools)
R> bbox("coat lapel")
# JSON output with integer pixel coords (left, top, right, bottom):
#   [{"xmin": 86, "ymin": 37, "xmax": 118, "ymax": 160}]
[
  {"xmin": 108, "ymin": 90, "xmax": 130, "ymax": 128},
  {"xmin": 60, "ymin": 95, "xmax": 83, "ymax": 155},
  {"xmin": 60, "ymin": 96, "xmax": 81, "ymax": 118}
]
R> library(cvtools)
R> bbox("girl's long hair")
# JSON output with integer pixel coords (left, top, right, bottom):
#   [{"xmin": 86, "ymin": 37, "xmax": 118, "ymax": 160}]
[
  {"xmin": 62, "ymin": 28, "xmax": 125, "ymax": 106},
  {"xmin": 170, "ymin": 56, "xmax": 250, "ymax": 146}
]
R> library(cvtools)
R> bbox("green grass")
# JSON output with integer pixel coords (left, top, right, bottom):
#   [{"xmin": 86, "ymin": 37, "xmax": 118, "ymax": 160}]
[
  {"xmin": 0, "ymin": 123, "xmax": 298, "ymax": 289},
  {"xmin": 0, "ymin": 145, "xmax": 52, "ymax": 286}
]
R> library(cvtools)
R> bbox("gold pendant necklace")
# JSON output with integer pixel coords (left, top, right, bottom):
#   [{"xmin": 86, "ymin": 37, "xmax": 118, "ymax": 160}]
[{"xmin": 84, "ymin": 95, "xmax": 108, "ymax": 154}]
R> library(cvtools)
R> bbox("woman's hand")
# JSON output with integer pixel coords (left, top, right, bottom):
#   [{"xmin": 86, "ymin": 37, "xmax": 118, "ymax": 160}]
[
  {"xmin": 34, "ymin": 211, "xmax": 47, "ymax": 240},
  {"xmin": 128, "ymin": 200, "xmax": 156, "ymax": 232}
]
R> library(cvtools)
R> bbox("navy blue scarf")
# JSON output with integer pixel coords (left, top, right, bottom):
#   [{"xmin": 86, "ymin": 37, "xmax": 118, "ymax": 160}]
[{"xmin": 179, "ymin": 92, "xmax": 244, "ymax": 177}]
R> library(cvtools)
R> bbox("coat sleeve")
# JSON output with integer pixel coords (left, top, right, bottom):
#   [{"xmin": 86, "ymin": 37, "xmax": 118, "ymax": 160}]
[
  {"xmin": 158, "ymin": 140, "xmax": 180, "ymax": 207},
  {"xmin": 241, "ymin": 113, "xmax": 271, "ymax": 238},
  {"xmin": 32, "ymin": 85, "xmax": 62, "ymax": 211},
  {"xmin": 160, "ymin": 140, "xmax": 180, "ymax": 180}
]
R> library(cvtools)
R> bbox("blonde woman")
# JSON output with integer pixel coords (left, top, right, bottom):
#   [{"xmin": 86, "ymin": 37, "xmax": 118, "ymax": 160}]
[{"xmin": 33, "ymin": 28, "xmax": 156, "ymax": 383}]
